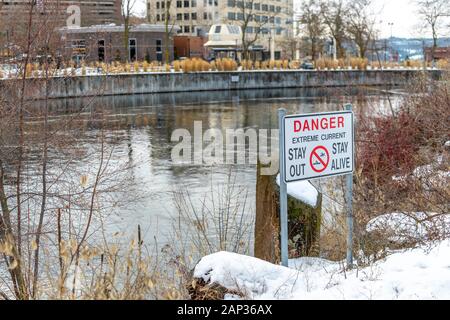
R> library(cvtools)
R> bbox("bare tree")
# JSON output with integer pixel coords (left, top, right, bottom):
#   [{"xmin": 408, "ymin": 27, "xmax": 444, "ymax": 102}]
[
  {"xmin": 122, "ymin": 0, "xmax": 138, "ymax": 61},
  {"xmin": 148, "ymin": 0, "xmax": 177, "ymax": 63},
  {"xmin": 298, "ymin": 0, "xmax": 325, "ymax": 62},
  {"xmin": 0, "ymin": 2, "xmax": 140, "ymax": 300},
  {"xmin": 236, "ymin": 0, "xmax": 280, "ymax": 60},
  {"xmin": 163, "ymin": 0, "xmax": 175, "ymax": 63},
  {"xmin": 345, "ymin": 0, "xmax": 376, "ymax": 58},
  {"xmin": 416, "ymin": 0, "xmax": 450, "ymax": 60},
  {"xmin": 320, "ymin": 0, "xmax": 347, "ymax": 59}
]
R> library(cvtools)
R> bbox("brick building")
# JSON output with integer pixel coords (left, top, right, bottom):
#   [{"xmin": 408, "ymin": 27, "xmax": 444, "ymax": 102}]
[
  {"xmin": 173, "ymin": 36, "xmax": 209, "ymax": 59},
  {"xmin": 0, "ymin": 0, "xmax": 122, "ymax": 27},
  {"xmin": 425, "ymin": 47, "xmax": 450, "ymax": 62},
  {"xmin": 60, "ymin": 24, "xmax": 178, "ymax": 63}
]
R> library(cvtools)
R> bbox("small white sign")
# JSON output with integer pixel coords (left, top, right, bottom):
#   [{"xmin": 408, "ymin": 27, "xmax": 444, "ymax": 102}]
[
  {"xmin": 231, "ymin": 75, "xmax": 239, "ymax": 82},
  {"xmin": 283, "ymin": 111, "xmax": 354, "ymax": 182}
]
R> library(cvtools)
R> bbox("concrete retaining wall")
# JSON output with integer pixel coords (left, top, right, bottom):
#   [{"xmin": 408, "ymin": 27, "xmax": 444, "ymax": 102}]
[{"xmin": 2, "ymin": 69, "xmax": 442, "ymax": 99}]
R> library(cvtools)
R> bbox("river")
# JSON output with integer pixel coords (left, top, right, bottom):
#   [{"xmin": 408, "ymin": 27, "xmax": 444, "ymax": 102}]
[{"xmin": 30, "ymin": 87, "xmax": 402, "ymax": 252}]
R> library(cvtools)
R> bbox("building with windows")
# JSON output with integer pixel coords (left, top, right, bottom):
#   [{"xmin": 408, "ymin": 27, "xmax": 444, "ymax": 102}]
[
  {"xmin": 146, "ymin": 0, "xmax": 294, "ymax": 59},
  {"xmin": 59, "ymin": 24, "xmax": 177, "ymax": 63},
  {"xmin": 425, "ymin": 47, "xmax": 450, "ymax": 62},
  {"xmin": 0, "ymin": 1, "xmax": 122, "ymax": 27}
]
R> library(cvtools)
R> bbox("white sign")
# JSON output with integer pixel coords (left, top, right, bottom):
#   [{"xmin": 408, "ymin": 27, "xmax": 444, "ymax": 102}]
[{"xmin": 283, "ymin": 111, "xmax": 354, "ymax": 182}]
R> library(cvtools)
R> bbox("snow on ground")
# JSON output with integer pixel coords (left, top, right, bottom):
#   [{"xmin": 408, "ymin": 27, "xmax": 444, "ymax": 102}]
[
  {"xmin": 194, "ymin": 240, "xmax": 450, "ymax": 300},
  {"xmin": 276, "ymin": 174, "xmax": 318, "ymax": 207}
]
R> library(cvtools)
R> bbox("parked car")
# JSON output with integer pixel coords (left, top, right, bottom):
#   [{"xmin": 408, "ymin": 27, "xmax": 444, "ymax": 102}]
[{"xmin": 300, "ymin": 61, "xmax": 315, "ymax": 70}]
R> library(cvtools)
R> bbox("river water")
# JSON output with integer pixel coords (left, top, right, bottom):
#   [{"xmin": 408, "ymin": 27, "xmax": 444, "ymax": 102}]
[{"xmin": 37, "ymin": 87, "xmax": 401, "ymax": 249}]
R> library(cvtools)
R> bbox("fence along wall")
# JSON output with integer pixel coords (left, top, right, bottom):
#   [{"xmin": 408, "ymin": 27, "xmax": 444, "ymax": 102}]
[{"xmin": 7, "ymin": 69, "xmax": 442, "ymax": 99}]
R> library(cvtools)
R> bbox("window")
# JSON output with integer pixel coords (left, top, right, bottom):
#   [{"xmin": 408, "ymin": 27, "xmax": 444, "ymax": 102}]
[
  {"xmin": 245, "ymin": 26, "xmax": 253, "ymax": 33},
  {"xmin": 227, "ymin": 0, "xmax": 235, "ymax": 7},
  {"xmin": 129, "ymin": 39, "xmax": 137, "ymax": 61},
  {"xmin": 161, "ymin": 1, "xmax": 165, "ymax": 9},
  {"xmin": 254, "ymin": 15, "xmax": 260, "ymax": 22},
  {"xmin": 262, "ymin": 4, "xmax": 268, "ymax": 11},
  {"xmin": 177, "ymin": 1, "xmax": 182, "ymax": 8},
  {"xmin": 203, "ymin": 12, "xmax": 208, "ymax": 19},
  {"xmin": 191, "ymin": 12, "xmax": 197, "ymax": 20},
  {"xmin": 192, "ymin": 0, "xmax": 197, "ymax": 7},
  {"xmin": 98, "ymin": 39, "xmax": 105, "ymax": 61},
  {"xmin": 275, "ymin": 17, "xmax": 281, "ymax": 25},
  {"xmin": 156, "ymin": 14, "xmax": 160, "ymax": 21},
  {"xmin": 177, "ymin": 13, "xmax": 182, "ymax": 20},
  {"xmin": 156, "ymin": 2, "xmax": 160, "ymax": 9},
  {"xmin": 184, "ymin": 25, "xmax": 190, "ymax": 33},
  {"xmin": 269, "ymin": 5, "xmax": 274, "ymax": 12},
  {"xmin": 214, "ymin": 25, "xmax": 221, "ymax": 33},
  {"xmin": 227, "ymin": 12, "xmax": 235, "ymax": 20},
  {"xmin": 156, "ymin": 39, "xmax": 162, "ymax": 62},
  {"xmin": 227, "ymin": 25, "xmax": 240, "ymax": 34},
  {"xmin": 276, "ymin": 6, "xmax": 281, "ymax": 13},
  {"xmin": 246, "ymin": 2, "xmax": 252, "ymax": 9},
  {"xmin": 254, "ymin": 3, "xmax": 260, "ymax": 10},
  {"xmin": 184, "ymin": 13, "xmax": 189, "ymax": 20},
  {"xmin": 237, "ymin": 12, "xmax": 244, "ymax": 20},
  {"xmin": 236, "ymin": 1, "xmax": 243, "ymax": 8},
  {"xmin": 184, "ymin": 0, "xmax": 189, "ymax": 7}
]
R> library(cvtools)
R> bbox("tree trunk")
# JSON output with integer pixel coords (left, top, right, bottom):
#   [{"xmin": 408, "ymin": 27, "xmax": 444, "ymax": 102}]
[
  {"xmin": 254, "ymin": 162, "xmax": 322, "ymax": 263},
  {"xmin": 254, "ymin": 163, "xmax": 281, "ymax": 264}
]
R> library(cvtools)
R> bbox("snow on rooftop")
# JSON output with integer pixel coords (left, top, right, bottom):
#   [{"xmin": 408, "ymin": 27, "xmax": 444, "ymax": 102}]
[{"xmin": 276, "ymin": 174, "xmax": 319, "ymax": 207}]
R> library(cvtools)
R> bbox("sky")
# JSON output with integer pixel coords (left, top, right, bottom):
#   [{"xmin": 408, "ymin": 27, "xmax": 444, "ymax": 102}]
[{"xmin": 133, "ymin": 0, "xmax": 444, "ymax": 39}]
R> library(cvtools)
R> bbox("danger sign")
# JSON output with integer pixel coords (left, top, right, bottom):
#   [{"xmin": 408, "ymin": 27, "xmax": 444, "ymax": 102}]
[{"xmin": 283, "ymin": 111, "xmax": 354, "ymax": 182}]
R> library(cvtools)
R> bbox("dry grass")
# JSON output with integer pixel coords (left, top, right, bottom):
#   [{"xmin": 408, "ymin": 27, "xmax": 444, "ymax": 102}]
[{"xmin": 176, "ymin": 58, "xmax": 212, "ymax": 72}]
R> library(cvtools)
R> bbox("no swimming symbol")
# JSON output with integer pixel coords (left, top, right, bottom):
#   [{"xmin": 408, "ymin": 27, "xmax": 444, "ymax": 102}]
[{"xmin": 310, "ymin": 146, "xmax": 330, "ymax": 173}]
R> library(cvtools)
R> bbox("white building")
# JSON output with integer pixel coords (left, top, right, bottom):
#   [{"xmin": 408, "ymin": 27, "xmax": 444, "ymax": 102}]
[{"xmin": 147, "ymin": 0, "xmax": 294, "ymax": 59}]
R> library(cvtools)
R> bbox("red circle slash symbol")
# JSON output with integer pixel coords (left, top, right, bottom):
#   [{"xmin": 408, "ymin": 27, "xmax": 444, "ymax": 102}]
[{"xmin": 310, "ymin": 146, "xmax": 330, "ymax": 173}]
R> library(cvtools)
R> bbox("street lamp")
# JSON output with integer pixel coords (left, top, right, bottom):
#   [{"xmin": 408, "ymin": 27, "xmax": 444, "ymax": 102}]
[{"xmin": 388, "ymin": 22, "xmax": 394, "ymax": 39}]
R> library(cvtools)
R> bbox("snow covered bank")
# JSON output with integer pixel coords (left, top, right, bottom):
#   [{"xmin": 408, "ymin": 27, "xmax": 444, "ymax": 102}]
[
  {"xmin": 194, "ymin": 240, "xmax": 450, "ymax": 299},
  {"xmin": 366, "ymin": 212, "xmax": 450, "ymax": 244}
]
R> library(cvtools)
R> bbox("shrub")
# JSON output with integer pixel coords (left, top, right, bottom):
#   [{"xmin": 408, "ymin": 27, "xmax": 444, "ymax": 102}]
[
  {"xmin": 201, "ymin": 60, "xmax": 210, "ymax": 71},
  {"xmin": 25, "ymin": 63, "xmax": 33, "ymax": 77},
  {"xmin": 275, "ymin": 60, "xmax": 282, "ymax": 69},
  {"xmin": 173, "ymin": 60, "xmax": 181, "ymax": 72},
  {"xmin": 437, "ymin": 59, "xmax": 449, "ymax": 69},
  {"xmin": 269, "ymin": 60, "xmax": 275, "ymax": 69},
  {"xmin": 133, "ymin": 61, "xmax": 140, "ymax": 73}
]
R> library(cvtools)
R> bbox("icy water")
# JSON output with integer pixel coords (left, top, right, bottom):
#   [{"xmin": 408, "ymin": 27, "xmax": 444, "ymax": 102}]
[{"xmin": 37, "ymin": 87, "xmax": 402, "ymax": 247}]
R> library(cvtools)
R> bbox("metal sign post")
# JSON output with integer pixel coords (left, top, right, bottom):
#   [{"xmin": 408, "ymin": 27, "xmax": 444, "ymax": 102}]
[
  {"xmin": 278, "ymin": 106, "xmax": 355, "ymax": 269},
  {"xmin": 278, "ymin": 108, "xmax": 289, "ymax": 267},
  {"xmin": 345, "ymin": 104, "xmax": 354, "ymax": 269}
]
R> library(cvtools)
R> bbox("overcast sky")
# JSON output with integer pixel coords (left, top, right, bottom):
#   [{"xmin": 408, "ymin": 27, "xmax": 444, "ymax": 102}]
[{"xmin": 133, "ymin": 0, "xmax": 447, "ymax": 39}]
